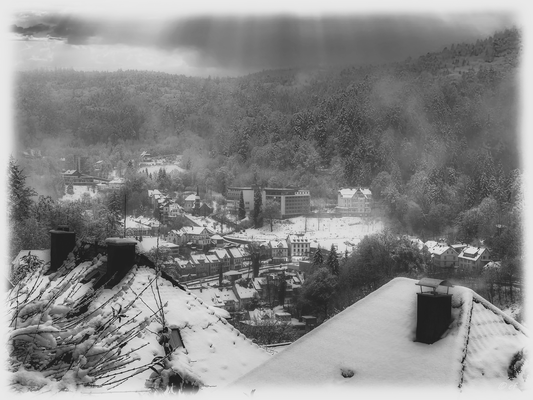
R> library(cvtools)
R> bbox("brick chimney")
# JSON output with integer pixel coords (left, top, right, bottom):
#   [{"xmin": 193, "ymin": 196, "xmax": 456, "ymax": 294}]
[
  {"xmin": 48, "ymin": 226, "xmax": 76, "ymax": 273},
  {"xmin": 103, "ymin": 238, "xmax": 137, "ymax": 288},
  {"xmin": 415, "ymin": 278, "xmax": 453, "ymax": 344}
]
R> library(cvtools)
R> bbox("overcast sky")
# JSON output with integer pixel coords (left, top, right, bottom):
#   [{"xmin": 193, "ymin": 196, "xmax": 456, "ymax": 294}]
[{"xmin": 7, "ymin": 1, "xmax": 521, "ymax": 77}]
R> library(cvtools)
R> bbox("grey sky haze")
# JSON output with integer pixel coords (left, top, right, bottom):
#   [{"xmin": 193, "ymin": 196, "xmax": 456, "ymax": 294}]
[{"xmin": 9, "ymin": 3, "xmax": 519, "ymax": 76}]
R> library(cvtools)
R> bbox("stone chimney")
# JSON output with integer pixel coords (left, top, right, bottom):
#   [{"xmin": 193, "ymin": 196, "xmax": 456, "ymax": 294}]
[
  {"xmin": 49, "ymin": 226, "xmax": 76, "ymax": 273},
  {"xmin": 103, "ymin": 238, "xmax": 137, "ymax": 288},
  {"xmin": 415, "ymin": 278, "xmax": 454, "ymax": 344}
]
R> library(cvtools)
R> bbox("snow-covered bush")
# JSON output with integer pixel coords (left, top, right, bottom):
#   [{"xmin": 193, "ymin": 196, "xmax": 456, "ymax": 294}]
[{"xmin": 7, "ymin": 244, "xmax": 157, "ymax": 393}]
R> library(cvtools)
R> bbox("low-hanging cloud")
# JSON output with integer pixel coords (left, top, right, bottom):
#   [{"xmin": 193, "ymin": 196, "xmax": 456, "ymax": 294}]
[{"xmin": 11, "ymin": 12, "xmax": 517, "ymax": 74}]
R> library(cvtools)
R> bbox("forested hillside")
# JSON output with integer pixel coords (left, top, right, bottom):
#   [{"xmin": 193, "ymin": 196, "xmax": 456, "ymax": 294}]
[{"xmin": 13, "ymin": 28, "xmax": 521, "ymax": 248}]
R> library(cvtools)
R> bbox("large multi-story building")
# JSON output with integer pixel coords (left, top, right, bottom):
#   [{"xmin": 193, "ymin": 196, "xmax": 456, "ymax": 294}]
[
  {"xmin": 336, "ymin": 188, "xmax": 373, "ymax": 216},
  {"xmin": 226, "ymin": 186, "xmax": 310, "ymax": 218},
  {"xmin": 226, "ymin": 186, "xmax": 257, "ymax": 214},
  {"xmin": 263, "ymin": 187, "xmax": 310, "ymax": 219}
]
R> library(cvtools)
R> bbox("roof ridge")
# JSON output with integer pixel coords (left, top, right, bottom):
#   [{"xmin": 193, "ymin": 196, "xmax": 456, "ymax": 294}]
[{"xmin": 470, "ymin": 291, "xmax": 528, "ymax": 336}]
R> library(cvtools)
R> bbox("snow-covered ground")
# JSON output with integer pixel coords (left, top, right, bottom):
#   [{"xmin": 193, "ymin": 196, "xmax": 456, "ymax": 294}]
[{"xmin": 228, "ymin": 216, "xmax": 383, "ymax": 254}]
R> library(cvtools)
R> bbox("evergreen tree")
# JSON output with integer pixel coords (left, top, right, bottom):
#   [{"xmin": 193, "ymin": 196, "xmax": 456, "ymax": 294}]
[
  {"xmin": 8, "ymin": 158, "xmax": 36, "ymax": 222},
  {"xmin": 67, "ymin": 182, "xmax": 74, "ymax": 195},
  {"xmin": 327, "ymin": 244, "xmax": 340, "ymax": 276},
  {"xmin": 313, "ymin": 246, "xmax": 324, "ymax": 267},
  {"xmin": 238, "ymin": 191, "xmax": 246, "ymax": 220},
  {"xmin": 252, "ymin": 188, "xmax": 263, "ymax": 228}
]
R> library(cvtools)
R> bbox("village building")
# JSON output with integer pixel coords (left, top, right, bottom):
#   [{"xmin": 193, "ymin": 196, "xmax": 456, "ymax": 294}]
[
  {"xmin": 269, "ymin": 239, "xmax": 289, "ymax": 263},
  {"xmin": 226, "ymin": 186, "xmax": 256, "ymax": 214},
  {"xmin": 168, "ymin": 202, "xmax": 183, "ymax": 218},
  {"xmin": 336, "ymin": 187, "xmax": 372, "ymax": 216},
  {"xmin": 263, "ymin": 187, "xmax": 311, "ymax": 218},
  {"xmin": 62, "ymin": 169, "xmax": 110, "ymax": 186},
  {"xmin": 427, "ymin": 244, "xmax": 459, "ymax": 269},
  {"xmin": 190, "ymin": 253, "xmax": 211, "ymax": 277},
  {"xmin": 208, "ymin": 248, "xmax": 232, "ymax": 272},
  {"xmin": 286, "ymin": 234, "xmax": 310, "ymax": 258},
  {"xmin": 183, "ymin": 194, "xmax": 197, "ymax": 213},
  {"xmin": 227, "ymin": 247, "xmax": 244, "ymax": 270},
  {"xmin": 458, "ymin": 246, "xmax": 491, "ymax": 269},
  {"xmin": 190, "ymin": 286, "xmax": 239, "ymax": 312},
  {"xmin": 233, "ymin": 284, "xmax": 257, "ymax": 310}
]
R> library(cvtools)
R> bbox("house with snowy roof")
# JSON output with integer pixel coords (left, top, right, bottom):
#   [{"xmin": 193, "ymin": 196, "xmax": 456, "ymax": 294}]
[
  {"xmin": 336, "ymin": 188, "xmax": 372, "ymax": 216},
  {"xmin": 227, "ymin": 248, "xmax": 244, "ymax": 270},
  {"xmin": 8, "ymin": 230, "xmax": 271, "ymax": 394},
  {"xmin": 190, "ymin": 253, "xmax": 211, "ymax": 277},
  {"xmin": 209, "ymin": 249, "xmax": 231, "ymax": 272},
  {"xmin": 231, "ymin": 277, "xmax": 528, "ymax": 392},
  {"xmin": 233, "ymin": 284, "xmax": 258, "ymax": 310},
  {"xmin": 427, "ymin": 244, "xmax": 459, "ymax": 269},
  {"xmin": 190, "ymin": 286, "xmax": 239, "ymax": 312},
  {"xmin": 269, "ymin": 240, "xmax": 289, "ymax": 263},
  {"xmin": 286, "ymin": 234, "xmax": 310, "ymax": 258},
  {"xmin": 458, "ymin": 246, "xmax": 491, "ymax": 270}
]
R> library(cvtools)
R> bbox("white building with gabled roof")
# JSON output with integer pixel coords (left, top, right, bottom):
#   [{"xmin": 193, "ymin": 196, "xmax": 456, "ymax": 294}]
[
  {"xmin": 458, "ymin": 246, "xmax": 491, "ymax": 269},
  {"xmin": 336, "ymin": 187, "xmax": 372, "ymax": 216},
  {"xmin": 286, "ymin": 234, "xmax": 310, "ymax": 258}
]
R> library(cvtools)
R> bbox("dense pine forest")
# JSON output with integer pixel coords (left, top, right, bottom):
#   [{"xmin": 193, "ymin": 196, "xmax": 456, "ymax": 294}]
[{"xmin": 13, "ymin": 28, "xmax": 521, "ymax": 258}]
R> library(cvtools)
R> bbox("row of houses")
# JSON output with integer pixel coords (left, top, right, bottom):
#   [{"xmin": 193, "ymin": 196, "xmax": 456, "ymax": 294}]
[
  {"xmin": 413, "ymin": 239, "xmax": 492, "ymax": 270},
  {"xmin": 148, "ymin": 189, "xmax": 214, "ymax": 224},
  {"xmin": 189, "ymin": 267, "xmax": 305, "ymax": 313}
]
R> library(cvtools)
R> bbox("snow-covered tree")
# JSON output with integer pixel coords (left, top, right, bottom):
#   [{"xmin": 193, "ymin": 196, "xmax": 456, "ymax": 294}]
[
  {"xmin": 327, "ymin": 244, "xmax": 340, "ymax": 276},
  {"xmin": 8, "ymin": 158, "xmax": 36, "ymax": 223}
]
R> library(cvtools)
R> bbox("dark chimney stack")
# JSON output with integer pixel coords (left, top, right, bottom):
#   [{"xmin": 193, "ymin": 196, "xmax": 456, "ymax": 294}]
[
  {"xmin": 103, "ymin": 238, "xmax": 137, "ymax": 288},
  {"xmin": 415, "ymin": 278, "xmax": 453, "ymax": 344},
  {"xmin": 49, "ymin": 226, "xmax": 76, "ymax": 273}
]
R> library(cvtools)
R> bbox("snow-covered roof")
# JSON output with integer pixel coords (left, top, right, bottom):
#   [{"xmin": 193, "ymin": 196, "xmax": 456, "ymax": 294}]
[
  {"xmin": 210, "ymin": 249, "xmax": 230, "ymax": 260},
  {"xmin": 184, "ymin": 194, "xmax": 197, "ymax": 202},
  {"xmin": 228, "ymin": 248, "xmax": 243, "ymax": 258},
  {"xmin": 269, "ymin": 240, "xmax": 288, "ymax": 249},
  {"xmin": 232, "ymin": 278, "xmax": 528, "ymax": 391},
  {"xmin": 424, "ymin": 240, "xmax": 439, "ymax": 250},
  {"xmin": 287, "ymin": 234, "xmax": 310, "ymax": 243},
  {"xmin": 9, "ymin": 245, "xmax": 270, "ymax": 393},
  {"xmin": 427, "ymin": 244, "xmax": 455, "ymax": 256},
  {"xmin": 459, "ymin": 246, "xmax": 487, "ymax": 261},
  {"xmin": 234, "ymin": 285, "xmax": 256, "ymax": 300},
  {"xmin": 190, "ymin": 287, "xmax": 238, "ymax": 307},
  {"xmin": 338, "ymin": 188, "xmax": 372, "ymax": 199},
  {"xmin": 190, "ymin": 253, "xmax": 210, "ymax": 264}
]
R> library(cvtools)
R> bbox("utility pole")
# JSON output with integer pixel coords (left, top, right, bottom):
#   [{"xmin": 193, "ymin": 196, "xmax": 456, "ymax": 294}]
[{"xmin": 123, "ymin": 193, "xmax": 127, "ymax": 238}]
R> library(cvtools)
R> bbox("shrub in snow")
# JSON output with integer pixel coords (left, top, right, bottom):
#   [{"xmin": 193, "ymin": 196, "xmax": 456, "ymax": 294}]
[{"xmin": 7, "ymin": 244, "xmax": 160, "ymax": 392}]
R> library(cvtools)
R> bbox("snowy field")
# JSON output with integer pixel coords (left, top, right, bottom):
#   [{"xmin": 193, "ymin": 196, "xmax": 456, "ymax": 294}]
[
  {"xmin": 139, "ymin": 164, "xmax": 185, "ymax": 175},
  {"xmin": 228, "ymin": 216, "xmax": 383, "ymax": 254}
]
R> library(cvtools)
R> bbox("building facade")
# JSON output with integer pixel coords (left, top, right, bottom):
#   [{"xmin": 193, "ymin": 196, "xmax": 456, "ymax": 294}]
[{"xmin": 336, "ymin": 188, "xmax": 372, "ymax": 216}]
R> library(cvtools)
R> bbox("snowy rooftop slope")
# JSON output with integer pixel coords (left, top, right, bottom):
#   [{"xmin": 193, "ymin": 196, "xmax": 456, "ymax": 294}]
[
  {"xmin": 231, "ymin": 278, "xmax": 528, "ymax": 391},
  {"xmin": 95, "ymin": 267, "xmax": 270, "ymax": 390}
]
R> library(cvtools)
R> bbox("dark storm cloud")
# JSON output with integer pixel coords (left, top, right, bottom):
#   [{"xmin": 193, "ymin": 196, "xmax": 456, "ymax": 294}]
[{"xmin": 13, "ymin": 12, "xmax": 516, "ymax": 70}]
